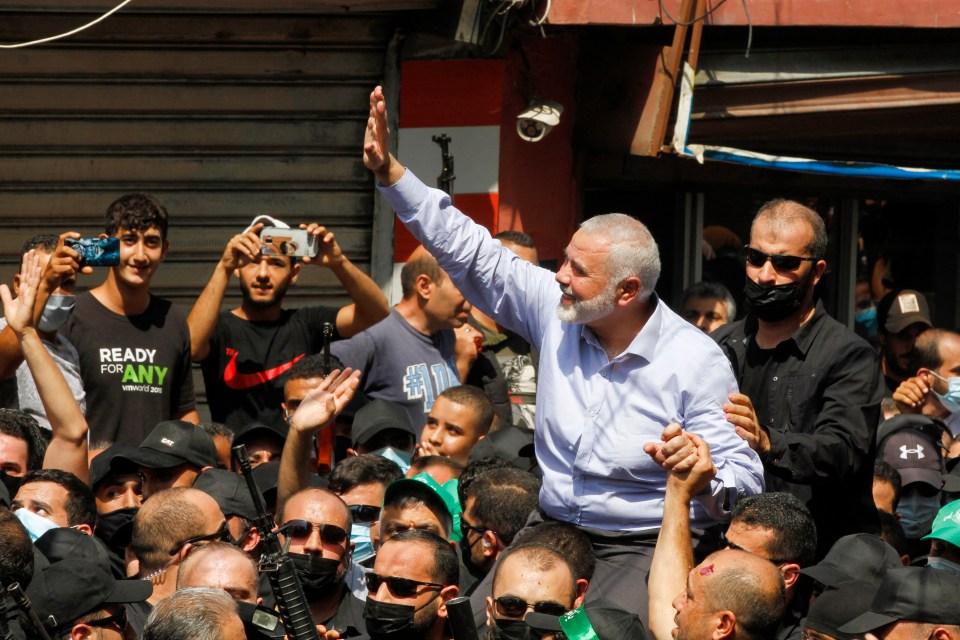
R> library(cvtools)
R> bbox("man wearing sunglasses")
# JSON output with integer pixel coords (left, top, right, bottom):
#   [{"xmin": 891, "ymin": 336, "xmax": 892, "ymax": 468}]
[
  {"xmin": 277, "ymin": 486, "xmax": 368, "ymax": 637},
  {"xmin": 364, "ymin": 529, "xmax": 460, "ymax": 640},
  {"xmin": 486, "ymin": 542, "xmax": 585, "ymax": 640},
  {"xmin": 127, "ymin": 487, "xmax": 228, "ymax": 635},
  {"xmin": 713, "ymin": 199, "xmax": 883, "ymax": 557}
]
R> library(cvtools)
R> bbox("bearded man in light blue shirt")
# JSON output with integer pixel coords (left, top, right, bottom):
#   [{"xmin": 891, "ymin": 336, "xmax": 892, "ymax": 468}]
[{"xmin": 361, "ymin": 86, "xmax": 764, "ymax": 623}]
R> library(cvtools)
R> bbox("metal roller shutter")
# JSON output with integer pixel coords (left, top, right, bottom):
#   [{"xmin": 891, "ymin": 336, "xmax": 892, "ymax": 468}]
[{"xmin": 0, "ymin": 9, "xmax": 396, "ymax": 414}]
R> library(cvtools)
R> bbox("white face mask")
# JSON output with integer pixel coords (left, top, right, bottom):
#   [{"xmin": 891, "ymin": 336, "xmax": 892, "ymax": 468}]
[
  {"xmin": 927, "ymin": 556, "xmax": 960, "ymax": 576},
  {"xmin": 37, "ymin": 293, "xmax": 76, "ymax": 332}
]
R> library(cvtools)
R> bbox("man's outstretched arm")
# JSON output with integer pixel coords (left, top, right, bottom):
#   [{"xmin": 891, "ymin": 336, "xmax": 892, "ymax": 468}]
[
  {"xmin": 187, "ymin": 225, "xmax": 262, "ymax": 361},
  {"xmin": 646, "ymin": 427, "xmax": 717, "ymax": 640},
  {"xmin": 1, "ymin": 251, "xmax": 89, "ymax": 482},
  {"xmin": 299, "ymin": 222, "xmax": 389, "ymax": 338}
]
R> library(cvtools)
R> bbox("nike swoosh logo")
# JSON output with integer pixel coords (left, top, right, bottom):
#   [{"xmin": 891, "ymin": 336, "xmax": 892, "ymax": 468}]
[{"xmin": 222, "ymin": 348, "xmax": 305, "ymax": 390}]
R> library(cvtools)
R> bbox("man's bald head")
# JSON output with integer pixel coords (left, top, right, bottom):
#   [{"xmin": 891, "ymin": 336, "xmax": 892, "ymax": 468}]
[
  {"xmin": 132, "ymin": 487, "xmax": 224, "ymax": 573},
  {"xmin": 699, "ymin": 549, "xmax": 786, "ymax": 640},
  {"xmin": 177, "ymin": 541, "xmax": 259, "ymax": 604}
]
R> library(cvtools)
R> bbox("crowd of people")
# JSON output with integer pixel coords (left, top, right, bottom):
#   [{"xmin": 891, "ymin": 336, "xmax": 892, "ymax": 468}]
[{"xmin": 0, "ymin": 84, "xmax": 958, "ymax": 640}]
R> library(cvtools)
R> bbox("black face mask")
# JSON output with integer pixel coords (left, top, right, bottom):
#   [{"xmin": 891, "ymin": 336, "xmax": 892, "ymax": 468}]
[
  {"xmin": 0, "ymin": 470, "xmax": 22, "ymax": 502},
  {"xmin": 743, "ymin": 271, "xmax": 812, "ymax": 322},
  {"xmin": 364, "ymin": 598, "xmax": 426, "ymax": 640},
  {"xmin": 287, "ymin": 553, "xmax": 343, "ymax": 601},
  {"xmin": 95, "ymin": 506, "xmax": 139, "ymax": 550},
  {"xmin": 493, "ymin": 619, "xmax": 532, "ymax": 640}
]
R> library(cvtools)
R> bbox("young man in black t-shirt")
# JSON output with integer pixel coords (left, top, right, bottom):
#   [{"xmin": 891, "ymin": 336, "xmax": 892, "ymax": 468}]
[
  {"xmin": 189, "ymin": 216, "xmax": 389, "ymax": 430},
  {"xmin": 62, "ymin": 193, "xmax": 198, "ymax": 446}
]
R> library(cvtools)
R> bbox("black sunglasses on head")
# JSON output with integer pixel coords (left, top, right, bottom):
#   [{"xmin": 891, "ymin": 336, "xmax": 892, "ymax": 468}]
[
  {"xmin": 169, "ymin": 521, "xmax": 232, "ymax": 555},
  {"xmin": 281, "ymin": 520, "xmax": 348, "ymax": 545},
  {"xmin": 494, "ymin": 596, "xmax": 567, "ymax": 618},
  {"xmin": 348, "ymin": 504, "xmax": 381, "ymax": 523},
  {"xmin": 364, "ymin": 572, "xmax": 445, "ymax": 598},
  {"xmin": 744, "ymin": 246, "xmax": 817, "ymax": 272}
]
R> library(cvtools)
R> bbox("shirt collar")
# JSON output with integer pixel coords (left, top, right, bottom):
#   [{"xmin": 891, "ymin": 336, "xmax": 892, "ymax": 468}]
[
  {"xmin": 746, "ymin": 300, "xmax": 827, "ymax": 357},
  {"xmin": 580, "ymin": 294, "xmax": 662, "ymax": 363}
]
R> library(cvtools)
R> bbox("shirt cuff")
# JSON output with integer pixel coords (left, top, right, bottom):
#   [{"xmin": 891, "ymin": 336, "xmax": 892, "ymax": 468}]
[{"xmin": 377, "ymin": 168, "xmax": 429, "ymax": 222}]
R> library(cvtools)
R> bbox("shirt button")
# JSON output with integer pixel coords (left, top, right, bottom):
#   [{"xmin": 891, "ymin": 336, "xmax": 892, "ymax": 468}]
[
  {"xmin": 568, "ymin": 445, "xmax": 574, "ymax": 451},
  {"xmin": 772, "ymin": 376, "xmax": 779, "ymax": 381}
]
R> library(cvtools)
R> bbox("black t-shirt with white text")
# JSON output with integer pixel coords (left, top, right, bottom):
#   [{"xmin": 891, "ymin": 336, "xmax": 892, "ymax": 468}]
[
  {"xmin": 200, "ymin": 307, "xmax": 340, "ymax": 429},
  {"xmin": 62, "ymin": 293, "xmax": 196, "ymax": 445}
]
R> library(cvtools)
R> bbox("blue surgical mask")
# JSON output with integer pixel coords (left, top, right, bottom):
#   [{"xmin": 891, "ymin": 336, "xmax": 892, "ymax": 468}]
[
  {"xmin": 927, "ymin": 556, "xmax": 960, "ymax": 576},
  {"xmin": 855, "ymin": 306, "xmax": 878, "ymax": 338},
  {"xmin": 351, "ymin": 522, "xmax": 376, "ymax": 564},
  {"xmin": 15, "ymin": 508, "xmax": 59, "ymax": 542},
  {"xmin": 372, "ymin": 447, "xmax": 412, "ymax": 474},
  {"xmin": 929, "ymin": 371, "xmax": 960, "ymax": 414},
  {"xmin": 898, "ymin": 490, "xmax": 942, "ymax": 539},
  {"xmin": 37, "ymin": 294, "xmax": 76, "ymax": 333}
]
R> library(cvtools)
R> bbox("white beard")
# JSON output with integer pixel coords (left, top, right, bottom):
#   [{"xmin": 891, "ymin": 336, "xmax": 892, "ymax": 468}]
[{"xmin": 555, "ymin": 281, "xmax": 618, "ymax": 324}]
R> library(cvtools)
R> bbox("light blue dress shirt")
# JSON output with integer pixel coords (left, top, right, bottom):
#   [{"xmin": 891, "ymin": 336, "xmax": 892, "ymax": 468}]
[{"xmin": 380, "ymin": 170, "xmax": 764, "ymax": 531}]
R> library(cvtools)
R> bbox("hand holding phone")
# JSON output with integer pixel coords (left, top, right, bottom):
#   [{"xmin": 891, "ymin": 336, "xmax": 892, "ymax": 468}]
[
  {"xmin": 64, "ymin": 237, "xmax": 121, "ymax": 267},
  {"xmin": 259, "ymin": 227, "xmax": 318, "ymax": 258}
]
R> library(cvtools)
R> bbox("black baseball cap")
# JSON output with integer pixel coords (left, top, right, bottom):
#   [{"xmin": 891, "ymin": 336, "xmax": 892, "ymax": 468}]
[
  {"xmin": 881, "ymin": 429, "xmax": 945, "ymax": 490},
  {"xmin": 351, "ymin": 399, "xmax": 416, "ymax": 447},
  {"xmin": 193, "ymin": 469, "xmax": 257, "ymax": 521},
  {"xmin": 28, "ymin": 557, "xmax": 152, "ymax": 632},
  {"xmin": 35, "ymin": 527, "xmax": 112, "ymax": 573},
  {"xmin": 805, "ymin": 581, "xmax": 878, "ymax": 640},
  {"xmin": 233, "ymin": 420, "xmax": 288, "ymax": 449},
  {"xmin": 525, "ymin": 599, "xmax": 645, "ymax": 640},
  {"xmin": 838, "ymin": 567, "xmax": 960, "ymax": 633},
  {"xmin": 89, "ymin": 443, "xmax": 140, "ymax": 488},
  {"xmin": 799, "ymin": 533, "xmax": 903, "ymax": 588},
  {"xmin": 118, "ymin": 420, "xmax": 218, "ymax": 470}
]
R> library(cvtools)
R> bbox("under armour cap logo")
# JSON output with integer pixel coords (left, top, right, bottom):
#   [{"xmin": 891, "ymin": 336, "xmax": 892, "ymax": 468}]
[
  {"xmin": 900, "ymin": 444, "xmax": 924, "ymax": 459},
  {"xmin": 161, "ymin": 437, "xmax": 175, "ymax": 447}
]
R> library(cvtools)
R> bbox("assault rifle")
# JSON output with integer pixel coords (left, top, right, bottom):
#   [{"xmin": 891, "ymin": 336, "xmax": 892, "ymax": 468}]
[{"xmin": 234, "ymin": 445, "xmax": 320, "ymax": 640}]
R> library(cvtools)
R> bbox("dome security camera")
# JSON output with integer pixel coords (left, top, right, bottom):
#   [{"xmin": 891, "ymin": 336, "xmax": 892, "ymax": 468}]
[{"xmin": 516, "ymin": 100, "xmax": 564, "ymax": 142}]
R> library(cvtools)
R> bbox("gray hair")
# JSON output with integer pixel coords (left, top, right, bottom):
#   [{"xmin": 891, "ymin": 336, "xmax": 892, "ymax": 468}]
[
  {"xmin": 579, "ymin": 213, "xmax": 661, "ymax": 301},
  {"xmin": 752, "ymin": 199, "xmax": 828, "ymax": 260},
  {"xmin": 681, "ymin": 281, "xmax": 737, "ymax": 321},
  {"xmin": 142, "ymin": 587, "xmax": 238, "ymax": 640}
]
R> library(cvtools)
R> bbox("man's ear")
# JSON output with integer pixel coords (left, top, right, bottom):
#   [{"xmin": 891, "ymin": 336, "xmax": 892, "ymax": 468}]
[
  {"xmin": 13, "ymin": 273, "xmax": 21, "ymax": 295},
  {"xmin": 713, "ymin": 611, "xmax": 737, "ymax": 640},
  {"xmin": 416, "ymin": 274, "xmax": 434, "ymax": 300},
  {"xmin": 617, "ymin": 277, "xmax": 642, "ymax": 306},
  {"xmin": 436, "ymin": 584, "xmax": 460, "ymax": 619},
  {"xmin": 780, "ymin": 563, "xmax": 800, "ymax": 591},
  {"xmin": 290, "ymin": 261, "xmax": 301, "ymax": 285},
  {"xmin": 160, "ymin": 239, "xmax": 170, "ymax": 261},
  {"xmin": 481, "ymin": 531, "xmax": 498, "ymax": 557},
  {"xmin": 72, "ymin": 523, "xmax": 94, "ymax": 537},
  {"xmin": 574, "ymin": 578, "xmax": 588, "ymax": 607},
  {"xmin": 242, "ymin": 527, "xmax": 260, "ymax": 554},
  {"xmin": 71, "ymin": 623, "xmax": 94, "ymax": 640},
  {"xmin": 812, "ymin": 259, "xmax": 828, "ymax": 284},
  {"xmin": 485, "ymin": 596, "xmax": 494, "ymax": 628}
]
